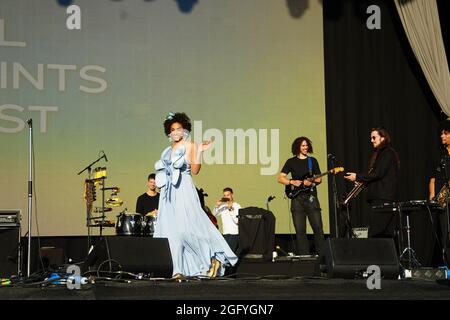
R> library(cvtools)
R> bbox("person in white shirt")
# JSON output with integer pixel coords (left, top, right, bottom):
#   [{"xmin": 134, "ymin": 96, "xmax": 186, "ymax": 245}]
[{"xmin": 214, "ymin": 187, "xmax": 240, "ymax": 254}]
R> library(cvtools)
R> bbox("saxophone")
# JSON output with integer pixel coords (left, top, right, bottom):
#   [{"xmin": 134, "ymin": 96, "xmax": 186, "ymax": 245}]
[{"xmin": 435, "ymin": 181, "xmax": 450, "ymax": 207}]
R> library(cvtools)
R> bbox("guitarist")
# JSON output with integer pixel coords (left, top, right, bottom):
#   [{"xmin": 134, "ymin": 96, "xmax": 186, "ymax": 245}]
[{"xmin": 277, "ymin": 136, "xmax": 325, "ymax": 256}]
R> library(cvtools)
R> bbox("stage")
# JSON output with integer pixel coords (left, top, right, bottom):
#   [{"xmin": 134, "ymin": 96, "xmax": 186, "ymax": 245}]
[
  {"xmin": 2, "ymin": 253, "xmax": 450, "ymax": 300},
  {"xmin": 1, "ymin": 276, "xmax": 450, "ymax": 300},
  {"xmin": 2, "ymin": 1, "xmax": 450, "ymax": 305}
]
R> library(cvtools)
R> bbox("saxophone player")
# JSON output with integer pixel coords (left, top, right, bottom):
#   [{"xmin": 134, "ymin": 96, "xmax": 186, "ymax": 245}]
[
  {"xmin": 344, "ymin": 127, "xmax": 400, "ymax": 238},
  {"xmin": 429, "ymin": 120, "xmax": 450, "ymax": 261}
]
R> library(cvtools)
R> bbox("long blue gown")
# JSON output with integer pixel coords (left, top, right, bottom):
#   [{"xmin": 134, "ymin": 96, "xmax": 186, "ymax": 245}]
[{"xmin": 153, "ymin": 144, "xmax": 238, "ymax": 276}]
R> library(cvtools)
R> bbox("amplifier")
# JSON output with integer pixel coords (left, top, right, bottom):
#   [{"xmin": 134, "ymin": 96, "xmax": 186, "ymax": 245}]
[
  {"xmin": 0, "ymin": 209, "xmax": 21, "ymax": 227},
  {"xmin": 0, "ymin": 227, "xmax": 21, "ymax": 278}
]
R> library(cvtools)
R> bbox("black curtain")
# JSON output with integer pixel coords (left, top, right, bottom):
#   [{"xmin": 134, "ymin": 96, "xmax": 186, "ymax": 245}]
[{"xmin": 323, "ymin": 0, "xmax": 447, "ymax": 266}]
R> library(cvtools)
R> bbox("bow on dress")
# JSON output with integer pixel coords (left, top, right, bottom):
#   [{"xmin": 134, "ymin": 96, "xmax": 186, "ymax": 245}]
[{"xmin": 155, "ymin": 146, "xmax": 186, "ymax": 201}]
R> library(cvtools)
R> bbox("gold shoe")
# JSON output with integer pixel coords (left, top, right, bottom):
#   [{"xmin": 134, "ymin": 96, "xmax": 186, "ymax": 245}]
[
  {"xmin": 206, "ymin": 266, "xmax": 214, "ymax": 277},
  {"xmin": 207, "ymin": 258, "xmax": 221, "ymax": 278},
  {"xmin": 172, "ymin": 273, "xmax": 185, "ymax": 280}
]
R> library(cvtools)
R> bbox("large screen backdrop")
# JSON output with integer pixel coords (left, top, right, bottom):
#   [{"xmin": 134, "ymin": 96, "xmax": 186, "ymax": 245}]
[{"xmin": 0, "ymin": 0, "xmax": 327, "ymax": 236}]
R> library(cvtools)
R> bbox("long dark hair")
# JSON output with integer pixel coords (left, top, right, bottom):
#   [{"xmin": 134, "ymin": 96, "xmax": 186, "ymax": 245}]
[
  {"xmin": 368, "ymin": 127, "xmax": 400, "ymax": 171},
  {"xmin": 371, "ymin": 127, "xmax": 391, "ymax": 146}
]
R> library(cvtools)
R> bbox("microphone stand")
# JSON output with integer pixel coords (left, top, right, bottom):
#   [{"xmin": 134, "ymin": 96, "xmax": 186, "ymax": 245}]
[
  {"xmin": 77, "ymin": 154, "xmax": 105, "ymax": 176},
  {"xmin": 328, "ymin": 155, "xmax": 339, "ymax": 238},
  {"xmin": 266, "ymin": 196, "xmax": 275, "ymax": 211},
  {"xmin": 27, "ymin": 119, "xmax": 33, "ymax": 277}
]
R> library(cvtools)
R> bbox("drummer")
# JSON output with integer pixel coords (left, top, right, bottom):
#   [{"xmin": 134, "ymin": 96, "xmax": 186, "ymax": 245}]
[{"xmin": 136, "ymin": 173, "xmax": 159, "ymax": 218}]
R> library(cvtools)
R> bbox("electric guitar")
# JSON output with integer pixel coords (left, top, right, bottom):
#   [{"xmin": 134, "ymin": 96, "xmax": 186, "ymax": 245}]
[{"xmin": 285, "ymin": 167, "xmax": 344, "ymax": 199}]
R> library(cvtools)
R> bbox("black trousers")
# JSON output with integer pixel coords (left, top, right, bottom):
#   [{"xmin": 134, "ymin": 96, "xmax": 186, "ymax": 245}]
[
  {"xmin": 223, "ymin": 234, "xmax": 239, "ymax": 255},
  {"xmin": 291, "ymin": 194, "xmax": 325, "ymax": 255}
]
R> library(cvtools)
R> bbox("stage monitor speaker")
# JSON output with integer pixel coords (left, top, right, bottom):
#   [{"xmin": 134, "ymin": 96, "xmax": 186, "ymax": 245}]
[
  {"xmin": 0, "ymin": 227, "xmax": 21, "ymax": 278},
  {"xmin": 316, "ymin": 238, "xmax": 400, "ymax": 279},
  {"xmin": 83, "ymin": 237, "xmax": 173, "ymax": 278}
]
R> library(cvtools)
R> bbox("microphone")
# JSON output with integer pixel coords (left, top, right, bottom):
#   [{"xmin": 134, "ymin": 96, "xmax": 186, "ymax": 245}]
[
  {"xmin": 267, "ymin": 195, "xmax": 276, "ymax": 202},
  {"xmin": 27, "ymin": 119, "xmax": 32, "ymax": 127},
  {"xmin": 102, "ymin": 151, "xmax": 108, "ymax": 162}
]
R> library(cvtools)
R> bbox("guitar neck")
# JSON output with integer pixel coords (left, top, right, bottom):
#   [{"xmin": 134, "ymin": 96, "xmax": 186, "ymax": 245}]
[{"xmin": 308, "ymin": 170, "xmax": 330, "ymax": 180}]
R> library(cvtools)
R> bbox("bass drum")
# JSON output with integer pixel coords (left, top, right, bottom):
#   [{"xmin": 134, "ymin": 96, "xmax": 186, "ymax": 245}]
[
  {"xmin": 116, "ymin": 212, "xmax": 143, "ymax": 236},
  {"xmin": 142, "ymin": 216, "xmax": 156, "ymax": 237}
]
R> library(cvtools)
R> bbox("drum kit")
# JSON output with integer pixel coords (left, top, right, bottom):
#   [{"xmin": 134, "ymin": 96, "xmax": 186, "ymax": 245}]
[
  {"xmin": 85, "ymin": 168, "xmax": 156, "ymax": 237},
  {"xmin": 116, "ymin": 211, "xmax": 155, "ymax": 237}
]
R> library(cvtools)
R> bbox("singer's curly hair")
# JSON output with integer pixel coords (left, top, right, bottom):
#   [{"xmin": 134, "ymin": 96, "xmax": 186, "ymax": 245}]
[
  {"xmin": 291, "ymin": 137, "xmax": 313, "ymax": 155},
  {"xmin": 163, "ymin": 112, "xmax": 192, "ymax": 136}
]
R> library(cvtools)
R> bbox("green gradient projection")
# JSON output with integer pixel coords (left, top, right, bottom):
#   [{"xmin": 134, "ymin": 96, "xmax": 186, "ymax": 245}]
[{"xmin": 0, "ymin": 0, "xmax": 326, "ymax": 236}]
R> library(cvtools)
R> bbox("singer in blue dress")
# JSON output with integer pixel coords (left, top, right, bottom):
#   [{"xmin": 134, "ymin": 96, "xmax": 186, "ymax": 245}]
[{"xmin": 154, "ymin": 112, "xmax": 238, "ymax": 277}]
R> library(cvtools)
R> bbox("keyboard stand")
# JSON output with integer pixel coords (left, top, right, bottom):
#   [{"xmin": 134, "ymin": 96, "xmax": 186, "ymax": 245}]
[{"xmin": 399, "ymin": 204, "xmax": 421, "ymax": 270}]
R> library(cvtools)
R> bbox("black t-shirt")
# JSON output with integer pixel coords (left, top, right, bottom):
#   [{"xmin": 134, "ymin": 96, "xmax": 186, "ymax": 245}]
[
  {"xmin": 281, "ymin": 156, "xmax": 321, "ymax": 196},
  {"xmin": 430, "ymin": 149, "xmax": 450, "ymax": 194},
  {"xmin": 136, "ymin": 193, "xmax": 160, "ymax": 215}
]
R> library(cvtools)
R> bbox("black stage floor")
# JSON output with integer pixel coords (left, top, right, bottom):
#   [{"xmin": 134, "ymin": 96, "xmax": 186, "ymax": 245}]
[
  {"xmin": 2, "ymin": 253, "xmax": 450, "ymax": 301},
  {"xmin": 1, "ymin": 277, "xmax": 450, "ymax": 300}
]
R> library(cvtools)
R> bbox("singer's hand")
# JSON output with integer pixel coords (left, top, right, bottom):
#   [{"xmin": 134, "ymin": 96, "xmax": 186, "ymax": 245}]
[{"xmin": 199, "ymin": 140, "xmax": 213, "ymax": 152}]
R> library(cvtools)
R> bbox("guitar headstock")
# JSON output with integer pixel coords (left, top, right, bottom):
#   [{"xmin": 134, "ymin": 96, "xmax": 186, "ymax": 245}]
[{"xmin": 331, "ymin": 167, "xmax": 344, "ymax": 174}]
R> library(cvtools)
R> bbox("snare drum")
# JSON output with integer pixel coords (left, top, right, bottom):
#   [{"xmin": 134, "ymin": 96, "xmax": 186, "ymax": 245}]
[
  {"xmin": 116, "ymin": 212, "xmax": 143, "ymax": 236},
  {"xmin": 142, "ymin": 216, "xmax": 156, "ymax": 237}
]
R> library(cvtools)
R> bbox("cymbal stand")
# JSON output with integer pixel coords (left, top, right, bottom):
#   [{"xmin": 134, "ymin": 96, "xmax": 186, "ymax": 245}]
[
  {"xmin": 100, "ymin": 178, "xmax": 106, "ymax": 236},
  {"xmin": 87, "ymin": 167, "xmax": 92, "ymax": 255},
  {"xmin": 77, "ymin": 154, "xmax": 106, "ymax": 254}
]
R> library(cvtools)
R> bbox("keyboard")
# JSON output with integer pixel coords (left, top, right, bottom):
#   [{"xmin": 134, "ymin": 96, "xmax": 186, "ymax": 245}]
[{"xmin": 371, "ymin": 200, "xmax": 444, "ymax": 213}]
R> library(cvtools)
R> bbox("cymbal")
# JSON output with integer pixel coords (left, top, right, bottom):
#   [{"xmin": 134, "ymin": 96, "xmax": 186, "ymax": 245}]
[{"xmin": 106, "ymin": 197, "xmax": 123, "ymax": 207}]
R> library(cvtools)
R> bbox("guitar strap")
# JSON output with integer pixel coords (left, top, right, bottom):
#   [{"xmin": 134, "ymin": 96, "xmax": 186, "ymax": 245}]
[{"xmin": 307, "ymin": 156, "xmax": 313, "ymax": 176}]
